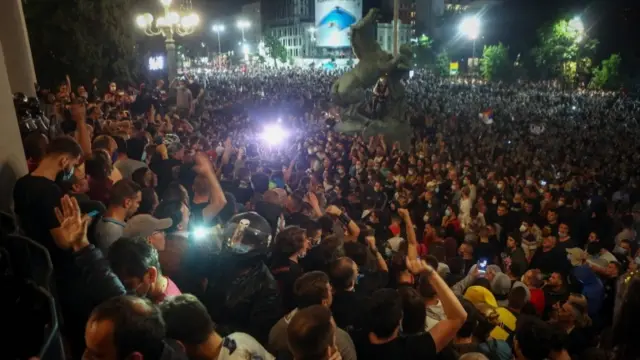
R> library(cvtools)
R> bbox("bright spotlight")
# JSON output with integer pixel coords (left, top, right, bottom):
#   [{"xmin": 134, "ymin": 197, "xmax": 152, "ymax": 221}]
[
  {"xmin": 260, "ymin": 123, "xmax": 288, "ymax": 145},
  {"xmin": 242, "ymin": 44, "xmax": 250, "ymax": 54},
  {"xmin": 459, "ymin": 16, "xmax": 481, "ymax": 40},
  {"xmin": 192, "ymin": 226, "xmax": 210, "ymax": 240}
]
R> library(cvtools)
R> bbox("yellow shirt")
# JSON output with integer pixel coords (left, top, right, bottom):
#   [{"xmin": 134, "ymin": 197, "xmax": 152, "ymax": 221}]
[{"xmin": 491, "ymin": 307, "xmax": 517, "ymax": 341}]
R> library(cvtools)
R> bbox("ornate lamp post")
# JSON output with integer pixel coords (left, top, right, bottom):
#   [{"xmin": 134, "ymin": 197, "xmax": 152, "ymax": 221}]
[{"xmin": 136, "ymin": 0, "xmax": 200, "ymax": 80}]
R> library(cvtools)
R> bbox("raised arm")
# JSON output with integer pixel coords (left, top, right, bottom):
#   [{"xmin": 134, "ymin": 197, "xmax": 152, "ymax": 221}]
[
  {"xmin": 398, "ymin": 208, "xmax": 418, "ymax": 260},
  {"xmin": 407, "ymin": 258, "xmax": 467, "ymax": 353},
  {"xmin": 195, "ymin": 153, "xmax": 227, "ymax": 222}
]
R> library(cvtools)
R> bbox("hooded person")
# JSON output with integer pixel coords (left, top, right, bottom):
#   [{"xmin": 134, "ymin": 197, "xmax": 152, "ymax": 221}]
[{"xmin": 463, "ymin": 286, "xmax": 511, "ymax": 341}]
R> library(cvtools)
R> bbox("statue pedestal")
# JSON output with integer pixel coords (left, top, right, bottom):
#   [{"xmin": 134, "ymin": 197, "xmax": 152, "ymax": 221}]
[{"xmin": 334, "ymin": 116, "xmax": 412, "ymax": 151}]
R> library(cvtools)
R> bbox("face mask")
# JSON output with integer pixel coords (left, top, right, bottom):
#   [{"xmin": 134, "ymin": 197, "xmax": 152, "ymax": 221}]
[
  {"xmin": 445, "ymin": 209, "xmax": 451, "ymax": 216},
  {"xmin": 338, "ymin": 168, "xmax": 345, "ymax": 174},
  {"xmin": 526, "ymin": 180, "xmax": 533, "ymax": 186},
  {"xmin": 423, "ymin": 214, "xmax": 429, "ymax": 222},
  {"xmin": 408, "ymin": 170, "xmax": 415, "ymax": 175},
  {"xmin": 374, "ymin": 166, "xmax": 380, "ymax": 171},
  {"xmin": 635, "ymin": 256, "xmax": 640, "ymax": 265},
  {"xmin": 519, "ymin": 224, "xmax": 527, "ymax": 232},
  {"xmin": 451, "ymin": 185, "xmax": 457, "ymax": 191},
  {"xmin": 463, "ymin": 179, "xmax": 469, "ymax": 185},
  {"xmin": 492, "ymin": 199, "xmax": 498, "ymax": 205},
  {"xmin": 141, "ymin": 151, "xmax": 147, "ymax": 162},
  {"xmin": 558, "ymin": 231, "xmax": 567, "ymax": 238},
  {"xmin": 61, "ymin": 166, "xmax": 75, "ymax": 181},
  {"xmin": 497, "ymin": 183, "xmax": 504, "ymax": 190},
  {"xmin": 435, "ymin": 187, "xmax": 440, "ymax": 194},
  {"xmin": 587, "ymin": 199, "xmax": 592, "ymax": 207},
  {"xmin": 558, "ymin": 200, "xmax": 565, "ymax": 207},
  {"xmin": 613, "ymin": 246, "xmax": 628, "ymax": 255}
]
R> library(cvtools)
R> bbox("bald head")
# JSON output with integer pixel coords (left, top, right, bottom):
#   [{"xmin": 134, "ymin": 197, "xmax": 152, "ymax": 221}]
[
  {"xmin": 85, "ymin": 296, "xmax": 165, "ymax": 360},
  {"xmin": 329, "ymin": 257, "xmax": 357, "ymax": 291}
]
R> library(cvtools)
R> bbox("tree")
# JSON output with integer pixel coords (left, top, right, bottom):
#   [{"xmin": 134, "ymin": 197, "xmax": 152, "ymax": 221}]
[
  {"xmin": 263, "ymin": 35, "xmax": 287, "ymax": 68},
  {"xmin": 24, "ymin": 0, "xmax": 141, "ymax": 88},
  {"xmin": 589, "ymin": 54, "xmax": 622, "ymax": 90},
  {"xmin": 532, "ymin": 18, "xmax": 598, "ymax": 82},
  {"xmin": 480, "ymin": 43, "xmax": 513, "ymax": 82},
  {"xmin": 412, "ymin": 34, "xmax": 433, "ymax": 68},
  {"xmin": 435, "ymin": 49, "xmax": 450, "ymax": 77}
]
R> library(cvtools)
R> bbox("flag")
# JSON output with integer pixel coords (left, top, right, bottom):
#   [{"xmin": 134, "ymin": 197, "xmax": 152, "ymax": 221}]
[{"xmin": 478, "ymin": 109, "xmax": 494, "ymax": 125}]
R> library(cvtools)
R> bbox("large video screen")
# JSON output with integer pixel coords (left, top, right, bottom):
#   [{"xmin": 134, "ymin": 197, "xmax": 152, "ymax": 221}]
[{"xmin": 315, "ymin": 0, "xmax": 362, "ymax": 48}]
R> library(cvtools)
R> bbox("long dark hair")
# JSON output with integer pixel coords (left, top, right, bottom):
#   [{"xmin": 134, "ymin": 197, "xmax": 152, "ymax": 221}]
[{"xmin": 612, "ymin": 275, "xmax": 640, "ymax": 360}]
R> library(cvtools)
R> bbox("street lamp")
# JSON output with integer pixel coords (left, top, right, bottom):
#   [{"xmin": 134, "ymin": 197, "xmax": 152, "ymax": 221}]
[
  {"xmin": 135, "ymin": 0, "xmax": 200, "ymax": 80},
  {"xmin": 568, "ymin": 16, "xmax": 584, "ymax": 43},
  {"xmin": 236, "ymin": 20, "xmax": 251, "ymax": 43},
  {"xmin": 459, "ymin": 16, "xmax": 481, "ymax": 58},
  {"xmin": 212, "ymin": 24, "xmax": 225, "ymax": 54}
]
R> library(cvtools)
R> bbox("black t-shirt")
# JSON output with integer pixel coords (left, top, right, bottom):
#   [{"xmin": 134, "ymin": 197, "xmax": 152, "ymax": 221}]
[
  {"xmin": 270, "ymin": 258, "xmax": 303, "ymax": 313},
  {"xmin": 331, "ymin": 290, "xmax": 368, "ymax": 331},
  {"xmin": 352, "ymin": 331, "xmax": 437, "ymax": 360},
  {"xmin": 150, "ymin": 158, "xmax": 182, "ymax": 199},
  {"xmin": 475, "ymin": 240, "xmax": 499, "ymax": 264},
  {"xmin": 13, "ymin": 175, "xmax": 74, "ymax": 280},
  {"xmin": 529, "ymin": 247, "xmax": 571, "ymax": 275}
]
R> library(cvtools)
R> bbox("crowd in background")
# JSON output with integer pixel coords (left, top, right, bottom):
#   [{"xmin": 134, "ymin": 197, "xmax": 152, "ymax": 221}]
[{"xmin": 6, "ymin": 66, "xmax": 640, "ymax": 360}]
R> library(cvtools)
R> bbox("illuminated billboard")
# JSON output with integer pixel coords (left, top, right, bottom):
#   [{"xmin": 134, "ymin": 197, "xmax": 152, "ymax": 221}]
[{"xmin": 315, "ymin": 0, "xmax": 362, "ymax": 48}]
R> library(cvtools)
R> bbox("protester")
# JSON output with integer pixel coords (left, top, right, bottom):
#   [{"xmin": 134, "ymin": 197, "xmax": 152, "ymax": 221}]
[
  {"xmin": 11, "ymin": 67, "xmax": 640, "ymax": 360},
  {"xmin": 161, "ymin": 294, "xmax": 274, "ymax": 360}
]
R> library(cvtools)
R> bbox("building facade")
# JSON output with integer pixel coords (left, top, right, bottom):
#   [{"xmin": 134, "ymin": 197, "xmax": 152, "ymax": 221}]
[
  {"xmin": 241, "ymin": 2, "xmax": 262, "ymax": 46},
  {"xmin": 376, "ymin": 22, "xmax": 413, "ymax": 54},
  {"xmin": 261, "ymin": 0, "xmax": 316, "ymax": 58}
]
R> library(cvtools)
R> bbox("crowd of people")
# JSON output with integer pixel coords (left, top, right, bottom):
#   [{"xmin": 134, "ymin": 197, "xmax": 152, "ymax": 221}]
[{"xmin": 6, "ymin": 66, "xmax": 640, "ymax": 360}]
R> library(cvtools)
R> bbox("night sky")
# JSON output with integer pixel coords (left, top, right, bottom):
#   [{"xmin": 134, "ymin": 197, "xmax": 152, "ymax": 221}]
[{"xmin": 194, "ymin": 0, "xmax": 640, "ymax": 74}]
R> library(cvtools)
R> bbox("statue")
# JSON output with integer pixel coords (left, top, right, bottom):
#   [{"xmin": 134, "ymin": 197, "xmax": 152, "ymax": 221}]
[{"xmin": 331, "ymin": 8, "xmax": 413, "ymax": 135}]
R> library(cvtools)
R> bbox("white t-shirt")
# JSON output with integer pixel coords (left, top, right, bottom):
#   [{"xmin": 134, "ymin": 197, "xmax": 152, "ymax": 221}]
[{"xmin": 218, "ymin": 332, "xmax": 274, "ymax": 360}]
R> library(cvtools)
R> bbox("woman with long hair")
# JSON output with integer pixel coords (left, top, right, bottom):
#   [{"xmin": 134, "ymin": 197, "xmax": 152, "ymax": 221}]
[{"xmin": 611, "ymin": 274, "xmax": 640, "ymax": 360}]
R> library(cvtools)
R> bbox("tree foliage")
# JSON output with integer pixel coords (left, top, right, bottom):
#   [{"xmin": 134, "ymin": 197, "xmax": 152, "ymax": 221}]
[
  {"xmin": 412, "ymin": 34, "xmax": 433, "ymax": 68},
  {"xmin": 263, "ymin": 35, "xmax": 287, "ymax": 67},
  {"xmin": 532, "ymin": 19, "xmax": 598, "ymax": 81},
  {"xmin": 435, "ymin": 49, "xmax": 450, "ymax": 77},
  {"xmin": 589, "ymin": 54, "xmax": 622, "ymax": 90},
  {"xmin": 481, "ymin": 43, "xmax": 513, "ymax": 82},
  {"xmin": 24, "ymin": 0, "xmax": 141, "ymax": 88}
]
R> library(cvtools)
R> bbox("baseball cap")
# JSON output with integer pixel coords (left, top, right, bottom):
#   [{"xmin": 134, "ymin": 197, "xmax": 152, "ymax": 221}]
[{"xmin": 124, "ymin": 214, "xmax": 173, "ymax": 238}]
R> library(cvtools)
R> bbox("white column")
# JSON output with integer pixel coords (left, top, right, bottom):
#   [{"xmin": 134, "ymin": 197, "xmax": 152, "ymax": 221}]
[
  {"xmin": 0, "ymin": 0, "xmax": 37, "ymax": 96},
  {"xmin": 0, "ymin": 40, "xmax": 28, "ymax": 212}
]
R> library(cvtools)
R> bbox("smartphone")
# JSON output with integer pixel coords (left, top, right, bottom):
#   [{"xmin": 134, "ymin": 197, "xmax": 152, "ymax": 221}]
[
  {"xmin": 86, "ymin": 210, "xmax": 100, "ymax": 218},
  {"xmin": 477, "ymin": 259, "xmax": 488, "ymax": 273},
  {"xmin": 540, "ymin": 180, "xmax": 547, "ymax": 186}
]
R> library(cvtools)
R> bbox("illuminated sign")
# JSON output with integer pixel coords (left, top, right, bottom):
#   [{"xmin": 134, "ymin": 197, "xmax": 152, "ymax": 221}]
[
  {"xmin": 449, "ymin": 62, "xmax": 459, "ymax": 76},
  {"xmin": 149, "ymin": 56, "xmax": 165, "ymax": 71},
  {"xmin": 315, "ymin": 0, "xmax": 362, "ymax": 48}
]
